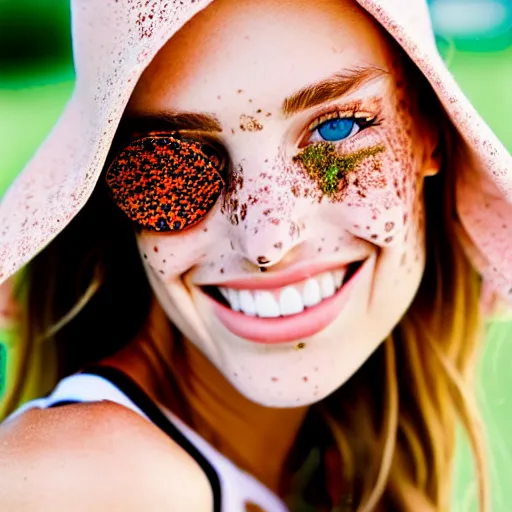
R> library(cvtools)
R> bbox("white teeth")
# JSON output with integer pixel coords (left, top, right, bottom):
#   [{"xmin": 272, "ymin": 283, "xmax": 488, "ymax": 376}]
[
  {"xmin": 254, "ymin": 291, "xmax": 281, "ymax": 318},
  {"xmin": 302, "ymin": 278, "xmax": 322, "ymax": 308},
  {"xmin": 319, "ymin": 272, "xmax": 336, "ymax": 299},
  {"xmin": 239, "ymin": 290, "xmax": 257, "ymax": 316},
  {"xmin": 279, "ymin": 286, "xmax": 305, "ymax": 316},
  {"xmin": 217, "ymin": 268, "xmax": 350, "ymax": 317},
  {"xmin": 228, "ymin": 288, "xmax": 241, "ymax": 312},
  {"xmin": 333, "ymin": 270, "xmax": 345, "ymax": 289}
]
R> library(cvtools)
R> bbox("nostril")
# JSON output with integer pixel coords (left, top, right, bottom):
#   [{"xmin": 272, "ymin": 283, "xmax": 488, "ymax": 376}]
[{"xmin": 257, "ymin": 256, "xmax": 270, "ymax": 265}]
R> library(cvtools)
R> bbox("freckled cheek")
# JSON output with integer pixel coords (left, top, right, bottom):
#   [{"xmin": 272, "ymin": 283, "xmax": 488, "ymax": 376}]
[
  {"xmin": 341, "ymin": 156, "xmax": 419, "ymax": 245},
  {"xmin": 136, "ymin": 231, "xmax": 210, "ymax": 278}
]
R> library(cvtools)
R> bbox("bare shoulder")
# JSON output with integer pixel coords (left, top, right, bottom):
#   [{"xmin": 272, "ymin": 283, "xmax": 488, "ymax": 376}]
[{"xmin": 0, "ymin": 401, "xmax": 213, "ymax": 511}]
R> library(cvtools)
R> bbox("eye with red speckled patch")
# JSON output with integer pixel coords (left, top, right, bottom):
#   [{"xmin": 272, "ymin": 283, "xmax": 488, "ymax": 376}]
[{"xmin": 105, "ymin": 132, "xmax": 226, "ymax": 232}]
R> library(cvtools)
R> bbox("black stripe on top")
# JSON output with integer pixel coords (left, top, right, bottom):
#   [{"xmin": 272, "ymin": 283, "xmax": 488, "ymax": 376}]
[
  {"xmin": 80, "ymin": 365, "xmax": 222, "ymax": 512},
  {"xmin": 49, "ymin": 400, "xmax": 80, "ymax": 408}
]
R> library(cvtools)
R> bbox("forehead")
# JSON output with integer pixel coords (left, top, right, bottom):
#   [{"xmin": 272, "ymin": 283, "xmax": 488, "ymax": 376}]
[{"xmin": 129, "ymin": 0, "xmax": 396, "ymax": 114}]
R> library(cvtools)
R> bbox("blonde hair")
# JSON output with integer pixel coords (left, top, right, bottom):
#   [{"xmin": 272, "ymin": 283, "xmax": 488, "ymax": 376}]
[{"xmin": 3, "ymin": 57, "xmax": 489, "ymax": 512}]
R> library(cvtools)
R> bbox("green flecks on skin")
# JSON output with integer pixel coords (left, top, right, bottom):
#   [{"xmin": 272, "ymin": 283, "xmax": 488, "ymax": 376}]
[{"xmin": 294, "ymin": 143, "xmax": 385, "ymax": 196}]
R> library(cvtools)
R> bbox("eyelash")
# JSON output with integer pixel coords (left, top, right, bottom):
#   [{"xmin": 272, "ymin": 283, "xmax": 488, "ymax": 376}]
[{"xmin": 304, "ymin": 109, "xmax": 381, "ymax": 145}]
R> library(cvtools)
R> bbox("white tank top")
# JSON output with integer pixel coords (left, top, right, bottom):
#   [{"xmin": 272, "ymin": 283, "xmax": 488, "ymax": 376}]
[{"xmin": 6, "ymin": 366, "xmax": 289, "ymax": 512}]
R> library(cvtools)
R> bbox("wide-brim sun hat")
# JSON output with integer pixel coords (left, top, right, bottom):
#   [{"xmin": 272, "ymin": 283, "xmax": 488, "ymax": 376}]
[{"xmin": 0, "ymin": 0, "xmax": 511, "ymax": 306}]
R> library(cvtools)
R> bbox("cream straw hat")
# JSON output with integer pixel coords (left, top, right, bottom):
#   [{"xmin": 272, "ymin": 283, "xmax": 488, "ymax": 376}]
[{"xmin": 0, "ymin": 0, "xmax": 511, "ymax": 305}]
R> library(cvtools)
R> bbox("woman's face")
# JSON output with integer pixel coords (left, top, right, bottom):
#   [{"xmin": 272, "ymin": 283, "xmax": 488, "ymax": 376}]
[{"xmin": 115, "ymin": 0, "xmax": 439, "ymax": 407}]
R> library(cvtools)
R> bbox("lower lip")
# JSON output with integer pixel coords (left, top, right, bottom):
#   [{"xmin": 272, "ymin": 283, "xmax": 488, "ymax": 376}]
[{"xmin": 205, "ymin": 261, "xmax": 366, "ymax": 344}]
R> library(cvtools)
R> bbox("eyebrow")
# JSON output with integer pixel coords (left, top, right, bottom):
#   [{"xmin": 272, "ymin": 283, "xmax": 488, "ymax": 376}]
[
  {"xmin": 124, "ymin": 111, "xmax": 223, "ymax": 134},
  {"xmin": 282, "ymin": 66, "xmax": 389, "ymax": 117}
]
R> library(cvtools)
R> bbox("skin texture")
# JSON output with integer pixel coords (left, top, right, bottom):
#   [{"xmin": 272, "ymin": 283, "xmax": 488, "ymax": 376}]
[
  {"xmin": 0, "ymin": 402, "xmax": 212, "ymax": 511},
  {"xmin": 105, "ymin": 0, "xmax": 440, "ymax": 494}
]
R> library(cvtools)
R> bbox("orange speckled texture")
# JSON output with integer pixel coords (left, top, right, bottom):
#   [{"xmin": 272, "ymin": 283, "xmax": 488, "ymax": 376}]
[
  {"xmin": 106, "ymin": 133, "xmax": 224, "ymax": 231},
  {"xmin": 0, "ymin": 0, "xmax": 511, "ymax": 306}
]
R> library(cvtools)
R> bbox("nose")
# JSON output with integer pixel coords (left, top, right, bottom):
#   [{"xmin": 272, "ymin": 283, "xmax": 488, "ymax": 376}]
[
  {"xmin": 223, "ymin": 166, "xmax": 307, "ymax": 268},
  {"xmin": 240, "ymin": 213, "xmax": 304, "ymax": 268}
]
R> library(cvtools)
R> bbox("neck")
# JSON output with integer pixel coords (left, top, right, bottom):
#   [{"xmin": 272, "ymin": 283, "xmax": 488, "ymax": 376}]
[
  {"xmin": 180, "ymin": 340, "xmax": 309, "ymax": 493},
  {"xmin": 135, "ymin": 302, "xmax": 309, "ymax": 494}
]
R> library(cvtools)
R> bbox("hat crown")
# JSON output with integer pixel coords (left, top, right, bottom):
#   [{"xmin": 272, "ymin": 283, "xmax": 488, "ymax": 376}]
[{"xmin": 68, "ymin": 0, "xmax": 438, "ymax": 86}]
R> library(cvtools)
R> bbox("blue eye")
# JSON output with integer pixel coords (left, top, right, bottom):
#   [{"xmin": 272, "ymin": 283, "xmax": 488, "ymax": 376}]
[{"xmin": 317, "ymin": 117, "xmax": 356, "ymax": 142}]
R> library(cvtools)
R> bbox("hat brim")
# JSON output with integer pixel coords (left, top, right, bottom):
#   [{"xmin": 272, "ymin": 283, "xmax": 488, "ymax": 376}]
[{"xmin": 0, "ymin": 0, "xmax": 511, "ymax": 303}]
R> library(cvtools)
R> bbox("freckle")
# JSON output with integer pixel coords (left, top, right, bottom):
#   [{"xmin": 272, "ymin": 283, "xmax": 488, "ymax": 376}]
[
  {"xmin": 295, "ymin": 342, "xmax": 306, "ymax": 350},
  {"xmin": 230, "ymin": 241, "xmax": 235, "ymax": 250},
  {"xmin": 237, "ymin": 89, "xmax": 243, "ymax": 93},
  {"xmin": 366, "ymin": 226, "xmax": 371, "ymax": 230},
  {"xmin": 256, "ymin": 109, "xmax": 262, "ymax": 113},
  {"xmin": 353, "ymin": 224, "xmax": 360, "ymax": 229},
  {"xmin": 403, "ymin": 213, "xmax": 408, "ymax": 225},
  {"xmin": 159, "ymin": 270, "xmax": 164, "ymax": 275},
  {"xmin": 318, "ymin": 247, "xmax": 322, "ymax": 252},
  {"xmin": 266, "ymin": 112, "xmax": 272, "ymax": 117},
  {"xmin": 271, "ymin": 377, "xmax": 279, "ymax": 382},
  {"xmin": 384, "ymin": 236, "xmax": 393, "ymax": 243},
  {"xmin": 162, "ymin": 260, "xmax": 166, "ymax": 263},
  {"xmin": 217, "ymin": 95, "xmax": 221, "ymax": 100},
  {"xmin": 233, "ymin": 372, "xmax": 238, "ymax": 377},
  {"xmin": 314, "ymin": 367, "xmax": 319, "ymax": 372},
  {"xmin": 303, "ymin": 376, "xmax": 309, "ymax": 382},
  {"xmin": 143, "ymin": 254, "xmax": 148, "ymax": 259},
  {"xmin": 385, "ymin": 222, "xmax": 395, "ymax": 232},
  {"xmin": 263, "ymin": 209, "xmax": 272, "ymax": 216},
  {"xmin": 220, "ymin": 268, "xmax": 225, "ymax": 274},
  {"xmin": 274, "ymin": 242, "xmax": 283, "ymax": 249},
  {"xmin": 248, "ymin": 99, "xmax": 253, "ymax": 103},
  {"xmin": 220, "ymin": 254, "xmax": 224, "ymax": 258},
  {"xmin": 231, "ymin": 128, "xmax": 235, "ymax": 134},
  {"xmin": 253, "ymin": 227, "xmax": 259, "ymax": 234},
  {"xmin": 153, "ymin": 246, "xmax": 158, "ymax": 253},
  {"xmin": 371, "ymin": 234, "xmax": 378, "ymax": 240},
  {"xmin": 203, "ymin": 227, "xmax": 208, "ymax": 232}
]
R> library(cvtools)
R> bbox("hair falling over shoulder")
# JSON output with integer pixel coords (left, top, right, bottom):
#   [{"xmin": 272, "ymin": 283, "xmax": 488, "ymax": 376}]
[{"xmin": 4, "ymin": 76, "xmax": 489, "ymax": 512}]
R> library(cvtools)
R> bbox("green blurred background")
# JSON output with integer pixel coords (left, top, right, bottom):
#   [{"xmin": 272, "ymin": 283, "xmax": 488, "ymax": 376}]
[{"xmin": 0, "ymin": 0, "xmax": 511, "ymax": 510}]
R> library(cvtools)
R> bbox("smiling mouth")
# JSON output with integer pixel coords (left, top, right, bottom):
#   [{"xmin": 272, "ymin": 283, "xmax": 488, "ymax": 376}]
[{"xmin": 203, "ymin": 260, "xmax": 363, "ymax": 319}]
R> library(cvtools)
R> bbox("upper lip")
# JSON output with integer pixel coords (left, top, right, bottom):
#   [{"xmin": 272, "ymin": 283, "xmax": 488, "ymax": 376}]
[{"xmin": 193, "ymin": 257, "xmax": 368, "ymax": 291}]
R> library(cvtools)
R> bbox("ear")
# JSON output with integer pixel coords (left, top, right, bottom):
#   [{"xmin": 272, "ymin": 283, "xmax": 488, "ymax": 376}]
[{"xmin": 421, "ymin": 125, "xmax": 442, "ymax": 178}]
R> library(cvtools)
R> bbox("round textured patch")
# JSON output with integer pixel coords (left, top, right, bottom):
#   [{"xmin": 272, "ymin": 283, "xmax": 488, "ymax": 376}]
[{"xmin": 105, "ymin": 132, "xmax": 225, "ymax": 232}]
